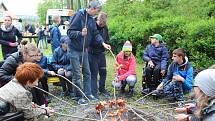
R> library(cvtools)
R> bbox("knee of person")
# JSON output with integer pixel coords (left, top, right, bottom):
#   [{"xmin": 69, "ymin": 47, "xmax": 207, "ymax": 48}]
[
  {"xmin": 126, "ymin": 75, "xmax": 137, "ymax": 86},
  {"xmin": 66, "ymin": 71, "xmax": 73, "ymax": 77},
  {"xmin": 58, "ymin": 71, "xmax": 65, "ymax": 76}
]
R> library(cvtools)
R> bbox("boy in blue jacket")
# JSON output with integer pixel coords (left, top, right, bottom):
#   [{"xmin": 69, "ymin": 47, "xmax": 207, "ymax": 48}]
[
  {"xmin": 51, "ymin": 36, "xmax": 73, "ymax": 97},
  {"xmin": 155, "ymin": 48, "xmax": 193, "ymax": 101}
]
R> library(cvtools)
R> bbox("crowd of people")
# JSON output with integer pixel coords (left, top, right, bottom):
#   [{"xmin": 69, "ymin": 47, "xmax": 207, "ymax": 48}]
[{"xmin": 0, "ymin": 0, "xmax": 215, "ymax": 121}]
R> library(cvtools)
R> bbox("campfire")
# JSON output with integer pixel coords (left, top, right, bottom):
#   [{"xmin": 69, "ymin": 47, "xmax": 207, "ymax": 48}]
[{"xmin": 95, "ymin": 98, "xmax": 128, "ymax": 121}]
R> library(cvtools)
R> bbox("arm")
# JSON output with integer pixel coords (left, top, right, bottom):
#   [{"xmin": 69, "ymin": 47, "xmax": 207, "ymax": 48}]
[
  {"xmin": 51, "ymin": 50, "xmax": 64, "ymax": 71},
  {"xmin": 161, "ymin": 46, "xmax": 169, "ymax": 70},
  {"xmin": 0, "ymin": 39, "xmax": 11, "ymax": 46},
  {"xmin": 15, "ymin": 28, "xmax": 23, "ymax": 44},
  {"xmin": 51, "ymin": 27, "xmax": 60, "ymax": 46},
  {"xmin": 162, "ymin": 63, "xmax": 174, "ymax": 84},
  {"xmin": 143, "ymin": 45, "xmax": 151, "ymax": 62},
  {"xmin": 118, "ymin": 57, "xmax": 136, "ymax": 81},
  {"xmin": 14, "ymin": 92, "xmax": 45, "ymax": 120},
  {"xmin": 67, "ymin": 13, "xmax": 83, "ymax": 40},
  {"xmin": 0, "ymin": 56, "xmax": 19, "ymax": 82},
  {"xmin": 183, "ymin": 66, "xmax": 193, "ymax": 91}
]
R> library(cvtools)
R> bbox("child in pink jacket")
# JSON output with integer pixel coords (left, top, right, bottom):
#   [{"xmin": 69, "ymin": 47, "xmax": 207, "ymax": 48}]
[{"xmin": 112, "ymin": 41, "xmax": 137, "ymax": 96}]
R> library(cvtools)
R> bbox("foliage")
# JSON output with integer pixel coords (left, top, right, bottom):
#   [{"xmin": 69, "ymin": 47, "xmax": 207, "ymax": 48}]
[
  {"xmin": 104, "ymin": 0, "xmax": 215, "ymax": 68},
  {"xmin": 37, "ymin": 0, "xmax": 89, "ymax": 25}
]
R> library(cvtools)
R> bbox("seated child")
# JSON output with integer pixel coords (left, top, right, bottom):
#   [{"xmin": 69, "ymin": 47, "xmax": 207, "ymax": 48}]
[
  {"xmin": 155, "ymin": 48, "xmax": 193, "ymax": 101},
  {"xmin": 51, "ymin": 36, "xmax": 73, "ymax": 97},
  {"xmin": 142, "ymin": 34, "xmax": 169, "ymax": 92}
]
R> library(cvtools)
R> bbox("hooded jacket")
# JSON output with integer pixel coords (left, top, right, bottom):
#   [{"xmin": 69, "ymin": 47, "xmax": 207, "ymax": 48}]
[
  {"xmin": 143, "ymin": 43, "xmax": 169, "ymax": 70},
  {"xmin": 49, "ymin": 24, "xmax": 61, "ymax": 52},
  {"xmin": 51, "ymin": 47, "xmax": 72, "ymax": 71},
  {"xmin": 163, "ymin": 57, "xmax": 193, "ymax": 93},
  {"xmin": 116, "ymin": 51, "xmax": 136, "ymax": 81},
  {"xmin": 67, "ymin": 9, "xmax": 104, "ymax": 51}
]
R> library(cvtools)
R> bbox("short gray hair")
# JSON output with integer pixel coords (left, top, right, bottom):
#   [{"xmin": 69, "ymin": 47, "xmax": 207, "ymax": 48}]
[{"xmin": 88, "ymin": 0, "xmax": 101, "ymax": 9}]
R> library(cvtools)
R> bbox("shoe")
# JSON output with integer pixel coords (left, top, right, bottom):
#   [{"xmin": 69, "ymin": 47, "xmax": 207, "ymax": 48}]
[
  {"xmin": 60, "ymin": 91, "xmax": 69, "ymax": 97},
  {"xmin": 87, "ymin": 95, "xmax": 99, "ymax": 101},
  {"xmin": 99, "ymin": 90, "xmax": 110, "ymax": 97},
  {"xmin": 120, "ymin": 88, "xmax": 125, "ymax": 94},
  {"xmin": 127, "ymin": 89, "xmax": 134, "ymax": 97},
  {"xmin": 141, "ymin": 88, "xmax": 150, "ymax": 95},
  {"xmin": 77, "ymin": 98, "xmax": 88, "ymax": 105}
]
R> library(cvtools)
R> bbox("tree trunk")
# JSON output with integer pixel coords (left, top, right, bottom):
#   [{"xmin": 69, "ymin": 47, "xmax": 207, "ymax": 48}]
[
  {"xmin": 77, "ymin": 0, "xmax": 81, "ymax": 9},
  {"xmin": 67, "ymin": 0, "xmax": 71, "ymax": 9},
  {"xmin": 71, "ymin": 0, "xmax": 73, "ymax": 9}
]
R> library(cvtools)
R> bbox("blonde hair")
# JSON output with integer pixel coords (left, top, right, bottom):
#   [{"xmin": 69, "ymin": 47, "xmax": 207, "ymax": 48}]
[
  {"xmin": 194, "ymin": 91, "xmax": 212, "ymax": 118},
  {"xmin": 208, "ymin": 64, "xmax": 215, "ymax": 69},
  {"xmin": 19, "ymin": 40, "xmax": 38, "ymax": 54}
]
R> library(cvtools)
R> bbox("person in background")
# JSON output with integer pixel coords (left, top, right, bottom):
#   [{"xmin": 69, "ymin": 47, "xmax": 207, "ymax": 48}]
[
  {"xmin": 142, "ymin": 34, "xmax": 169, "ymax": 94},
  {"xmin": 67, "ymin": 0, "xmax": 111, "ymax": 104},
  {"xmin": 37, "ymin": 26, "xmax": 45, "ymax": 49},
  {"xmin": 112, "ymin": 41, "xmax": 137, "ymax": 97},
  {"xmin": 35, "ymin": 50, "xmax": 56, "ymax": 95},
  {"xmin": 176, "ymin": 69, "xmax": 215, "ymax": 121},
  {"xmin": 51, "ymin": 36, "xmax": 73, "ymax": 98},
  {"xmin": 0, "ymin": 16, "xmax": 22, "ymax": 59},
  {"xmin": 89, "ymin": 12, "xmax": 109, "ymax": 98},
  {"xmin": 14, "ymin": 18, "xmax": 23, "ymax": 33},
  {"xmin": 49, "ymin": 15, "xmax": 61, "ymax": 53},
  {"xmin": 0, "ymin": 63, "xmax": 54, "ymax": 120},
  {"xmin": 155, "ymin": 48, "xmax": 193, "ymax": 101}
]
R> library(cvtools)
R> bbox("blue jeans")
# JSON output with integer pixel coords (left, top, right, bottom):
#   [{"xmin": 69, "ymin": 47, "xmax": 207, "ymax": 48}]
[
  {"xmin": 69, "ymin": 49, "xmax": 92, "ymax": 97},
  {"xmin": 89, "ymin": 52, "xmax": 107, "ymax": 96}
]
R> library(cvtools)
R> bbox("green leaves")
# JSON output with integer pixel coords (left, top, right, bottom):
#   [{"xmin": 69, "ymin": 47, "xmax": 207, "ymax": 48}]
[{"xmin": 104, "ymin": 0, "xmax": 215, "ymax": 68}]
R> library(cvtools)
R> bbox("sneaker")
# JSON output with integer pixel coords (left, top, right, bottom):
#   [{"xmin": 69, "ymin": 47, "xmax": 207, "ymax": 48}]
[
  {"xmin": 77, "ymin": 98, "xmax": 88, "ymax": 105},
  {"xmin": 141, "ymin": 88, "xmax": 150, "ymax": 95},
  {"xmin": 87, "ymin": 95, "xmax": 99, "ymax": 101},
  {"xmin": 99, "ymin": 90, "xmax": 110, "ymax": 97},
  {"xmin": 127, "ymin": 89, "xmax": 134, "ymax": 97},
  {"xmin": 120, "ymin": 88, "xmax": 126, "ymax": 94}
]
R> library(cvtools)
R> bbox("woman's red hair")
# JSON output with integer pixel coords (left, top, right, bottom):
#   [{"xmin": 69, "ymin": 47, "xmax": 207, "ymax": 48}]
[{"xmin": 15, "ymin": 62, "xmax": 44, "ymax": 85}]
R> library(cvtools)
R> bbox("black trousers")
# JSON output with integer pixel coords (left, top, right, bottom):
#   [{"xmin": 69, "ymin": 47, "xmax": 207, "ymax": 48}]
[{"xmin": 144, "ymin": 64, "xmax": 161, "ymax": 90}]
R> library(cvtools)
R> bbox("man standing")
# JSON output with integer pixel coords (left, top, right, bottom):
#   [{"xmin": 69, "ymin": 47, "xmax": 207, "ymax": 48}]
[
  {"xmin": 67, "ymin": 0, "xmax": 110, "ymax": 104},
  {"xmin": 50, "ymin": 15, "xmax": 61, "ymax": 53},
  {"xmin": 89, "ymin": 12, "xmax": 109, "ymax": 98}
]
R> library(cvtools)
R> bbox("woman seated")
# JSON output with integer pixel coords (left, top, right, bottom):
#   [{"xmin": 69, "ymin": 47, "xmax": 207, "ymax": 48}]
[{"xmin": 0, "ymin": 63, "xmax": 54, "ymax": 120}]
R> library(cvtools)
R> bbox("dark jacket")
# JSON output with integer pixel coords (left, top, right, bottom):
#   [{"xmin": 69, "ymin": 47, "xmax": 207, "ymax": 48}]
[
  {"xmin": 67, "ymin": 9, "xmax": 104, "ymax": 51},
  {"xmin": 89, "ymin": 23, "xmax": 109, "ymax": 54},
  {"xmin": 162, "ymin": 57, "xmax": 193, "ymax": 93},
  {"xmin": 0, "ymin": 25, "xmax": 22, "ymax": 45},
  {"xmin": 49, "ymin": 25, "xmax": 61, "ymax": 52},
  {"xmin": 143, "ymin": 43, "xmax": 169, "ymax": 70},
  {"xmin": 36, "ymin": 56, "xmax": 49, "ymax": 75},
  {"xmin": 0, "ymin": 52, "xmax": 23, "ymax": 87},
  {"xmin": 51, "ymin": 47, "xmax": 72, "ymax": 71}
]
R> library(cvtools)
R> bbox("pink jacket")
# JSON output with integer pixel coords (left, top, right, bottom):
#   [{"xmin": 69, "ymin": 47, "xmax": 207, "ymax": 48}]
[{"xmin": 116, "ymin": 51, "xmax": 136, "ymax": 81}]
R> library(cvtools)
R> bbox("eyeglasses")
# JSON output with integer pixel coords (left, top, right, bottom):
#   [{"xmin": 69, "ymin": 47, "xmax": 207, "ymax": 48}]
[{"xmin": 28, "ymin": 54, "xmax": 38, "ymax": 58}]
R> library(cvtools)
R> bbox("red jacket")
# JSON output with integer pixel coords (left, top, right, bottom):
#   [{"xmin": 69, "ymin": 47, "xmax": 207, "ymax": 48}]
[{"xmin": 116, "ymin": 51, "xmax": 136, "ymax": 81}]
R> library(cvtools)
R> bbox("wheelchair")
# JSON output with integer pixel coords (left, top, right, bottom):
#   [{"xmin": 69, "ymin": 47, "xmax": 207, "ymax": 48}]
[{"xmin": 141, "ymin": 62, "xmax": 165, "ymax": 94}]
